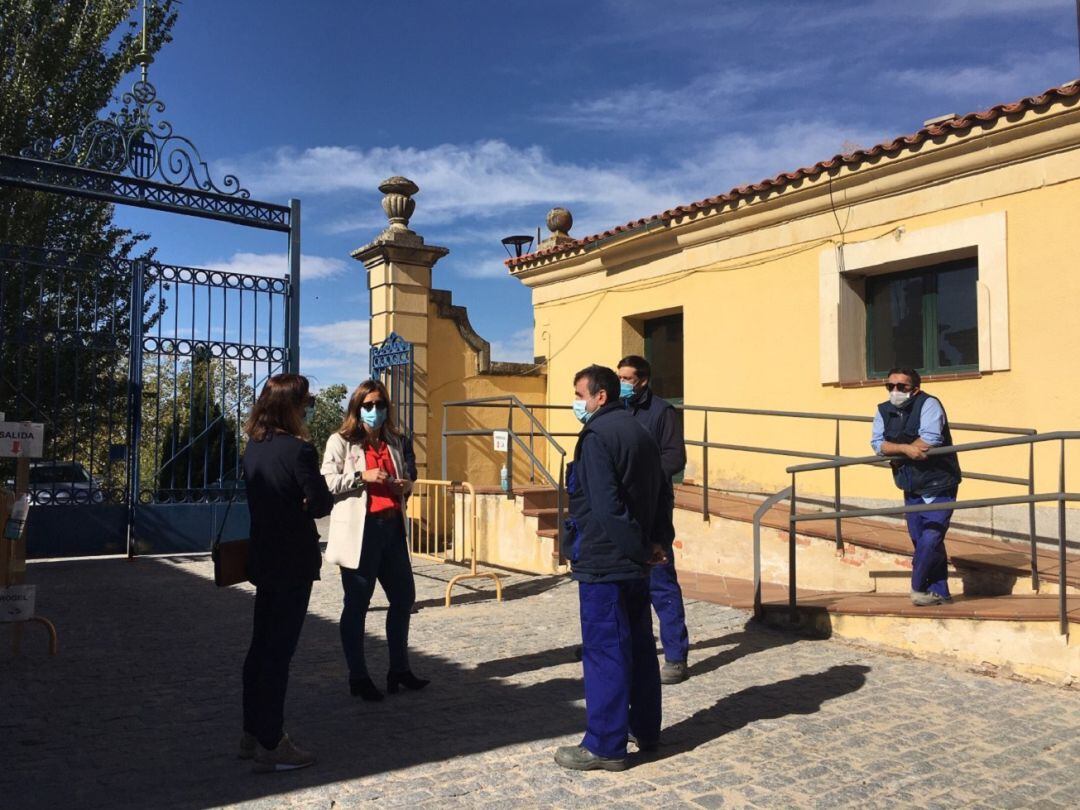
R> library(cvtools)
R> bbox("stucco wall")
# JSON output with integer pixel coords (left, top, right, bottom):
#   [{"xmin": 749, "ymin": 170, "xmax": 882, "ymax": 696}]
[{"xmin": 520, "ymin": 108, "xmax": 1080, "ymax": 529}]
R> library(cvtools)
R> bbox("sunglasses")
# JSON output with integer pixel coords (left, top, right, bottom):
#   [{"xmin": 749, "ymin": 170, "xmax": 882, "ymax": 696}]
[
  {"xmin": 884, "ymin": 382, "xmax": 914, "ymax": 393},
  {"xmin": 361, "ymin": 400, "xmax": 388, "ymax": 412}
]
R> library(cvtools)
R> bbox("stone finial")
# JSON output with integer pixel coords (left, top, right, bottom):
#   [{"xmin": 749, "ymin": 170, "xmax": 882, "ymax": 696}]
[
  {"xmin": 546, "ymin": 207, "xmax": 573, "ymax": 238},
  {"xmin": 379, "ymin": 176, "xmax": 420, "ymax": 233},
  {"xmin": 539, "ymin": 206, "xmax": 574, "ymax": 249}
]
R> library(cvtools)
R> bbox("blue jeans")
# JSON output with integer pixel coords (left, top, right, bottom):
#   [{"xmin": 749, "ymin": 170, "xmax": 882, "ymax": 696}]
[
  {"xmin": 904, "ymin": 490, "xmax": 956, "ymax": 598},
  {"xmin": 339, "ymin": 512, "xmax": 416, "ymax": 679},
  {"xmin": 243, "ymin": 581, "xmax": 312, "ymax": 749},
  {"xmin": 579, "ymin": 578, "xmax": 662, "ymax": 758},
  {"xmin": 650, "ymin": 546, "xmax": 689, "ymax": 663}
]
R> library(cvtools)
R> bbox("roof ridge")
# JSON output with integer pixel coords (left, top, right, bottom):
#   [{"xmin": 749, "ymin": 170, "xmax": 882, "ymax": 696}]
[{"xmin": 507, "ymin": 79, "xmax": 1080, "ymax": 270}]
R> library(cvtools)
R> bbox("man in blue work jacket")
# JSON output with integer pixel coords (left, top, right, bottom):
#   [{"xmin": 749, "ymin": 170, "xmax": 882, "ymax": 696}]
[
  {"xmin": 555, "ymin": 364, "xmax": 665, "ymax": 772},
  {"xmin": 617, "ymin": 355, "xmax": 690, "ymax": 684},
  {"xmin": 871, "ymin": 367, "xmax": 962, "ymax": 606}
]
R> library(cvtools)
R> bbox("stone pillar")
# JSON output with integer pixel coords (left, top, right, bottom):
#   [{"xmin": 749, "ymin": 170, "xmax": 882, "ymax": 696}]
[{"xmin": 352, "ymin": 177, "xmax": 448, "ymax": 480}]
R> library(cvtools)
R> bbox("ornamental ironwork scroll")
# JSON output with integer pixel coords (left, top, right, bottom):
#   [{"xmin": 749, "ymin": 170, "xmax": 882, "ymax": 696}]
[{"xmin": 21, "ymin": 78, "xmax": 248, "ymax": 199}]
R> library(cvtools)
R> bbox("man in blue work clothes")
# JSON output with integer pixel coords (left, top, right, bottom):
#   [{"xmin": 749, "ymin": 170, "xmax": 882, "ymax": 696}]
[
  {"xmin": 617, "ymin": 355, "xmax": 690, "ymax": 684},
  {"xmin": 871, "ymin": 367, "xmax": 962, "ymax": 606},
  {"xmin": 555, "ymin": 364, "xmax": 665, "ymax": 771}
]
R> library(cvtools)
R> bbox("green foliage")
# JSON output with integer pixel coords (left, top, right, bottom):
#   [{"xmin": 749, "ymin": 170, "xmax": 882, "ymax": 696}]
[
  {"xmin": 155, "ymin": 349, "xmax": 240, "ymax": 492},
  {"xmin": 0, "ymin": 0, "xmax": 179, "ymax": 253},
  {"xmin": 308, "ymin": 384, "xmax": 349, "ymax": 458}
]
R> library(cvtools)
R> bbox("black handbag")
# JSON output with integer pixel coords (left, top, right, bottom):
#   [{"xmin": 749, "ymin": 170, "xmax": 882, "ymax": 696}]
[{"xmin": 211, "ymin": 485, "xmax": 249, "ymax": 587}]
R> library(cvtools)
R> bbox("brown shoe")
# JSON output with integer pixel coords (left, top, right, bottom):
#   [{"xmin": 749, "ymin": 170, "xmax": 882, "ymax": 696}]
[{"xmin": 252, "ymin": 733, "xmax": 315, "ymax": 774}]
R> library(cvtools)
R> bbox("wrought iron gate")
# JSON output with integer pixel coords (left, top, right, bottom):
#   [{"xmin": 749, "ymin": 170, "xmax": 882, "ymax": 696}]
[
  {"xmin": 370, "ymin": 332, "xmax": 414, "ymax": 436},
  {"xmin": 0, "ymin": 66, "xmax": 301, "ymax": 558}
]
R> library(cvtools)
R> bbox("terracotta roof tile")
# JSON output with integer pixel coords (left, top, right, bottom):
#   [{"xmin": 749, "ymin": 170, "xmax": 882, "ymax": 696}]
[{"xmin": 507, "ymin": 80, "xmax": 1080, "ymax": 271}]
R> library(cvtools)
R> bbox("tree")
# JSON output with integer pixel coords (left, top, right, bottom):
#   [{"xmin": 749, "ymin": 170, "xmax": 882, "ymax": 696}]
[
  {"xmin": 0, "ymin": 1, "xmax": 178, "ymax": 485},
  {"xmin": 309, "ymin": 384, "xmax": 349, "ymax": 458},
  {"xmin": 156, "ymin": 348, "xmax": 240, "ymax": 493}
]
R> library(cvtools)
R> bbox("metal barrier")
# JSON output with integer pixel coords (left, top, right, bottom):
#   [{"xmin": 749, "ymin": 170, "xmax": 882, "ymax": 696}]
[
  {"xmin": 405, "ymin": 479, "xmax": 502, "ymax": 607},
  {"xmin": 441, "ymin": 396, "xmax": 568, "ymax": 562},
  {"xmin": 750, "ymin": 431, "xmax": 1079, "ymax": 637}
]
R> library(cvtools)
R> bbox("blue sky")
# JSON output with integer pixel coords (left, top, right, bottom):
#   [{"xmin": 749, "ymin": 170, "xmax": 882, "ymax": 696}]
[{"xmin": 110, "ymin": 0, "xmax": 1079, "ymax": 389}]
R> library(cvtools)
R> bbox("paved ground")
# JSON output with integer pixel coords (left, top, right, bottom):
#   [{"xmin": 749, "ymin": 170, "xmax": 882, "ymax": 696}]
[{"xmin": 2, "ymin": 551, "xmax": 1078, "ymax": 810}]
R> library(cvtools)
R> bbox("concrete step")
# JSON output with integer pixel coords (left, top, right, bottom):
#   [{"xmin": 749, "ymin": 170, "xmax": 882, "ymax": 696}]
[{"xmin": 674, "ymin": 483, "xmax": 1080, "ymax": 591}]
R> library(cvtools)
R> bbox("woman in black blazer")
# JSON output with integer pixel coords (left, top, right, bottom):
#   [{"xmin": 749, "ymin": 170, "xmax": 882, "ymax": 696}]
[{"xmin": 239, "ymin": 373, "xmax": 332, "ymax": 774}]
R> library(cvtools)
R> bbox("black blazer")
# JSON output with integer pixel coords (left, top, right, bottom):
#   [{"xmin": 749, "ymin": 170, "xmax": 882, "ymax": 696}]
[{"xmin": 242, "ymin": 432, "xmax": 333, "ymax": 587}]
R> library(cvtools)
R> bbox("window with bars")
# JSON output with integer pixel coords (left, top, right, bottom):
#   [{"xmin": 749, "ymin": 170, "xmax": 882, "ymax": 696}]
[{"xmin": 866, "ymin": 257, "xmax": 979, "ymax": 377}]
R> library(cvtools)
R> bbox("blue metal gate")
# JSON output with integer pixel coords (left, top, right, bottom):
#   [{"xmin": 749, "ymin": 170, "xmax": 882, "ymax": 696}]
[
  {"xmin": 370, "ymin": 333, "xmax": 414, "ymax": 436},
  {"xmin": 0, "ymin": 66, "xmax": 301, "ymax": 557}
]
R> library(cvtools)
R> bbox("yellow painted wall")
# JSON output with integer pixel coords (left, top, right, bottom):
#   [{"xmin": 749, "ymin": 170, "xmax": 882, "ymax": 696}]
[
  {"xmin": 424, "ymin": 299, "xmax": 547, "ymax": 488},
  {"xmin": 522, "ymin": 106, "xmax": 1080, "ymax": 522}
]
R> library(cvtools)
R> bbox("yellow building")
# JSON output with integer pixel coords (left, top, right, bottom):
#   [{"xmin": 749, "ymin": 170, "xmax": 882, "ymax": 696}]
[{"xmin": 505, "ymin": 81, "xmax": 1080, "ymax": 523}]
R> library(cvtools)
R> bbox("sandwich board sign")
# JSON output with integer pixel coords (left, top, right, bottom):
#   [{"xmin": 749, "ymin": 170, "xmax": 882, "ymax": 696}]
[
  {"xmin": 0, "ymin": 422, "xmax": 44, "ymax": 458},
  {"xmin": 0, "ymin": 584, "xmax": 35, "ymax": 622}
]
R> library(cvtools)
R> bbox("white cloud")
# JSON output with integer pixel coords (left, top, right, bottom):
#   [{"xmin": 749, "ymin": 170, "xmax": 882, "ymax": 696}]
[
  {"xmin": 206, "ymin": 251, "xmax": 347, "ymax": 280},
  {"xmin": 543, "ymin": 66, "xmax": 819, "ymax": 133},
  {"xmin": 300, "ymin": 319, "xmax": 370, "ymax": 389},
  {"xmin": 489, "ymin": 329, "xmax": 535, "ymax": 364},
  {"xmin": 888, "ymin": 50, "xmax": 1076, "ymax": 104}
]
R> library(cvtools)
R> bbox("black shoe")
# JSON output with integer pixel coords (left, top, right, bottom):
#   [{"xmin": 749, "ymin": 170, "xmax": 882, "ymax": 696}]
[
  {"xmin": 387, "ymin": 670, "xmax": 430, "ymax": 694},
  {"xmin": 350, "ymin": 676, "xmax": 384, "ymax": 702}
]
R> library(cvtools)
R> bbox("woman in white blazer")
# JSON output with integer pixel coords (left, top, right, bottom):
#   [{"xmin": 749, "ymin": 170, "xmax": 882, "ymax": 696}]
[{"xmin": 322, "ymin": 379, "xmax": 428, "ymax": 701}]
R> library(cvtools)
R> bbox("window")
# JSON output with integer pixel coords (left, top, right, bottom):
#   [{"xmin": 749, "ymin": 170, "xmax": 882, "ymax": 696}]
[{"xmin": 866, "ymin": 258, "xmax": 978, "ymax": 376}]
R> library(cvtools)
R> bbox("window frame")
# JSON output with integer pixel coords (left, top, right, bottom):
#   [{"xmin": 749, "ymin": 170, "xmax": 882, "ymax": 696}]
[{"xmin": 865, "ymin": 257, "xmax": 979, "ymax": 378}]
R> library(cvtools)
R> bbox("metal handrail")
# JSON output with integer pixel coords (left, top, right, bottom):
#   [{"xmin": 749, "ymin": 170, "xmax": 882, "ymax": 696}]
[
  {"xmin": 755, "ymin": 431, "xmax": 1079, "ymax": 636},
  {"xmin": 442, "ymin": 397, "xmax": 568, "ymax": 563}
]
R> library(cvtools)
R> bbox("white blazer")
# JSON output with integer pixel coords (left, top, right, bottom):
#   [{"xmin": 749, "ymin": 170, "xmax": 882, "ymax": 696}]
[{"xmin": 321, "ymin": 431, "xmax": 413, "ymax": 569}]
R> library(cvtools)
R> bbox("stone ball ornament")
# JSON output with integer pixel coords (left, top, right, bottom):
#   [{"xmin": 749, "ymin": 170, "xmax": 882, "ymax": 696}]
[{"xmin": 546, "ymin": 207, "xmax": 573, "ymax": 237}]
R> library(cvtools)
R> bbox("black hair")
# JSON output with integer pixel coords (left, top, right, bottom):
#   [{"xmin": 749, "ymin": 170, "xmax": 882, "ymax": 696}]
[
  {"xmin": 574, "ymin": 364, "xmax": 620, "ymax": 402},
  {"xmin": 887, "ymin": 367, "xmax": 921, "ymax": 387},
  {"xmin": 616, "ymin": 354, "xmax": 651, "ymax": 382}
]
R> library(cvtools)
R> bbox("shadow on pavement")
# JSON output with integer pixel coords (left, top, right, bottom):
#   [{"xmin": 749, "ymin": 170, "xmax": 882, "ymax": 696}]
[
  {"xmin": 0, "ymin": 557, "xmax": 853, "ymax": 808},
  {"xmin": 649, "ymin": 664, "xmax": 871, "ymax": 761}
]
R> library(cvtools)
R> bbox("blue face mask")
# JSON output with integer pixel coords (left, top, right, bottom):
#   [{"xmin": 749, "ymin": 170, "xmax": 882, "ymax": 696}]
[
  {"xmin": 572, "ymin": 400, "xmax": 593, "ymax": 424},
  {"xmin": 361, "ymin": 406, "xmax": 387, "ymax": 430},
  {"xmin": 619, "ymin": 381, "xmax": 635, "ymax": 400}
]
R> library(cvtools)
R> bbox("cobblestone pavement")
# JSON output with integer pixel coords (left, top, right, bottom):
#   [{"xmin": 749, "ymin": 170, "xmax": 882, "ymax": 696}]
[{"xmin": 2, "ymin": 551, "xmax": 1078, "ymax": 810}]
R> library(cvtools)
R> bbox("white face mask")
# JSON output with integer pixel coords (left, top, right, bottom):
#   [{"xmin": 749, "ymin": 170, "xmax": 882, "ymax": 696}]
[{"xmin": 889, "ymin": 390, "xmax": 913, "ymax": 408}]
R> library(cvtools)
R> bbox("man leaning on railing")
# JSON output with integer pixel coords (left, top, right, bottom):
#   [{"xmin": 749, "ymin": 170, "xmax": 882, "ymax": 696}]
[{"xmin": 871, "ymin": 367, "xmax": 963, "ymax": 606}]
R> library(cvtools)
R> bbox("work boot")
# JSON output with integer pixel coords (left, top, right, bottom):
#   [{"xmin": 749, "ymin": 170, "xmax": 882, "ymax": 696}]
[
  {"xmin": 660, "ymin": 660, "xmax": 689, "ymax": 684},
  {"xmin": 252, "ymin": 733, "xmax": 315, "ymax": 774},
  {"xmin": 238, "ymin": 731, "xmax": 257, "ymax": 760},
  {"xmin": 910, "ymin": 590, "xmax": 951, "ymax": 606},
  {"xmin": 553, "ymin": 744, "xmax": 628, "ymax": 772}
]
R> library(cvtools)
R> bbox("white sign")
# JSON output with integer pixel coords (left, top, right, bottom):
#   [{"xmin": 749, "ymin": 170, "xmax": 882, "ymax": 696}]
[
  {"xmin": 493, "ymin": 430, "xmax": 509, "ymax": 453},
  {"xmin": 0, "ymin": 585, "xmax": 36, "ymax": 623},
  {"xmin": 0, "ymin": 422, "xmax": 44, "ymax": 458}
]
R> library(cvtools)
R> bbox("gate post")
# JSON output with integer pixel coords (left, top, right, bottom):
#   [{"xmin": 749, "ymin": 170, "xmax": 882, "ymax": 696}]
[
  {"xmin": 351, "ymin": 177, "xmax": 448, "ymax": 480},
  {"xmin": 126, "ymin": 259, "xmax": 146, "ymax": 558},
  {"xmin": 287, "ymin": 198, "xmax": 301, "ymax": 374}
]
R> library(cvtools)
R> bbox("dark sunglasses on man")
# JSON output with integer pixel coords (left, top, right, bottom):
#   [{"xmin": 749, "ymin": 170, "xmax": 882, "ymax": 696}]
[
  {"xmin": 361, "ymin": 400, "xmax": 388, "ymax": 412},
  {"xmin": 884, "ymin": 382, "xmax": 914, "ymax": 393}
]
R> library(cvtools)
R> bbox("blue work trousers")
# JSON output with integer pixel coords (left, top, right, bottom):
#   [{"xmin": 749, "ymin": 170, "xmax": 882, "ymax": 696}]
[
  {"xmin": 579, "ymin": 578, "xmax": 662, "ymax": 758},
  {"xmin": 904, "ymin": 490, "xmax": 956, "ymax": 598},
  {"xmin": 649, "ymin": 546, "xmax": 689, "ymax": 663},
  {"xmin": 339, "ymin": 511, "xmax": 416, "ymax": 680}
]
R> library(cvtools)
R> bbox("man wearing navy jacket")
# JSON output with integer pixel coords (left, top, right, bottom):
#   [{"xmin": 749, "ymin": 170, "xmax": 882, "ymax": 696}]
[
  {"xmin": 554, "ymin": 364, "xmax": 665, "ymax": 772},
  {"xmin": 871, "ymin": 367, "xmax": 962, "ymax": 606},
  {"xmin": 617, "ymin": 355, "xmax": 690, "ymax": 684}
]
